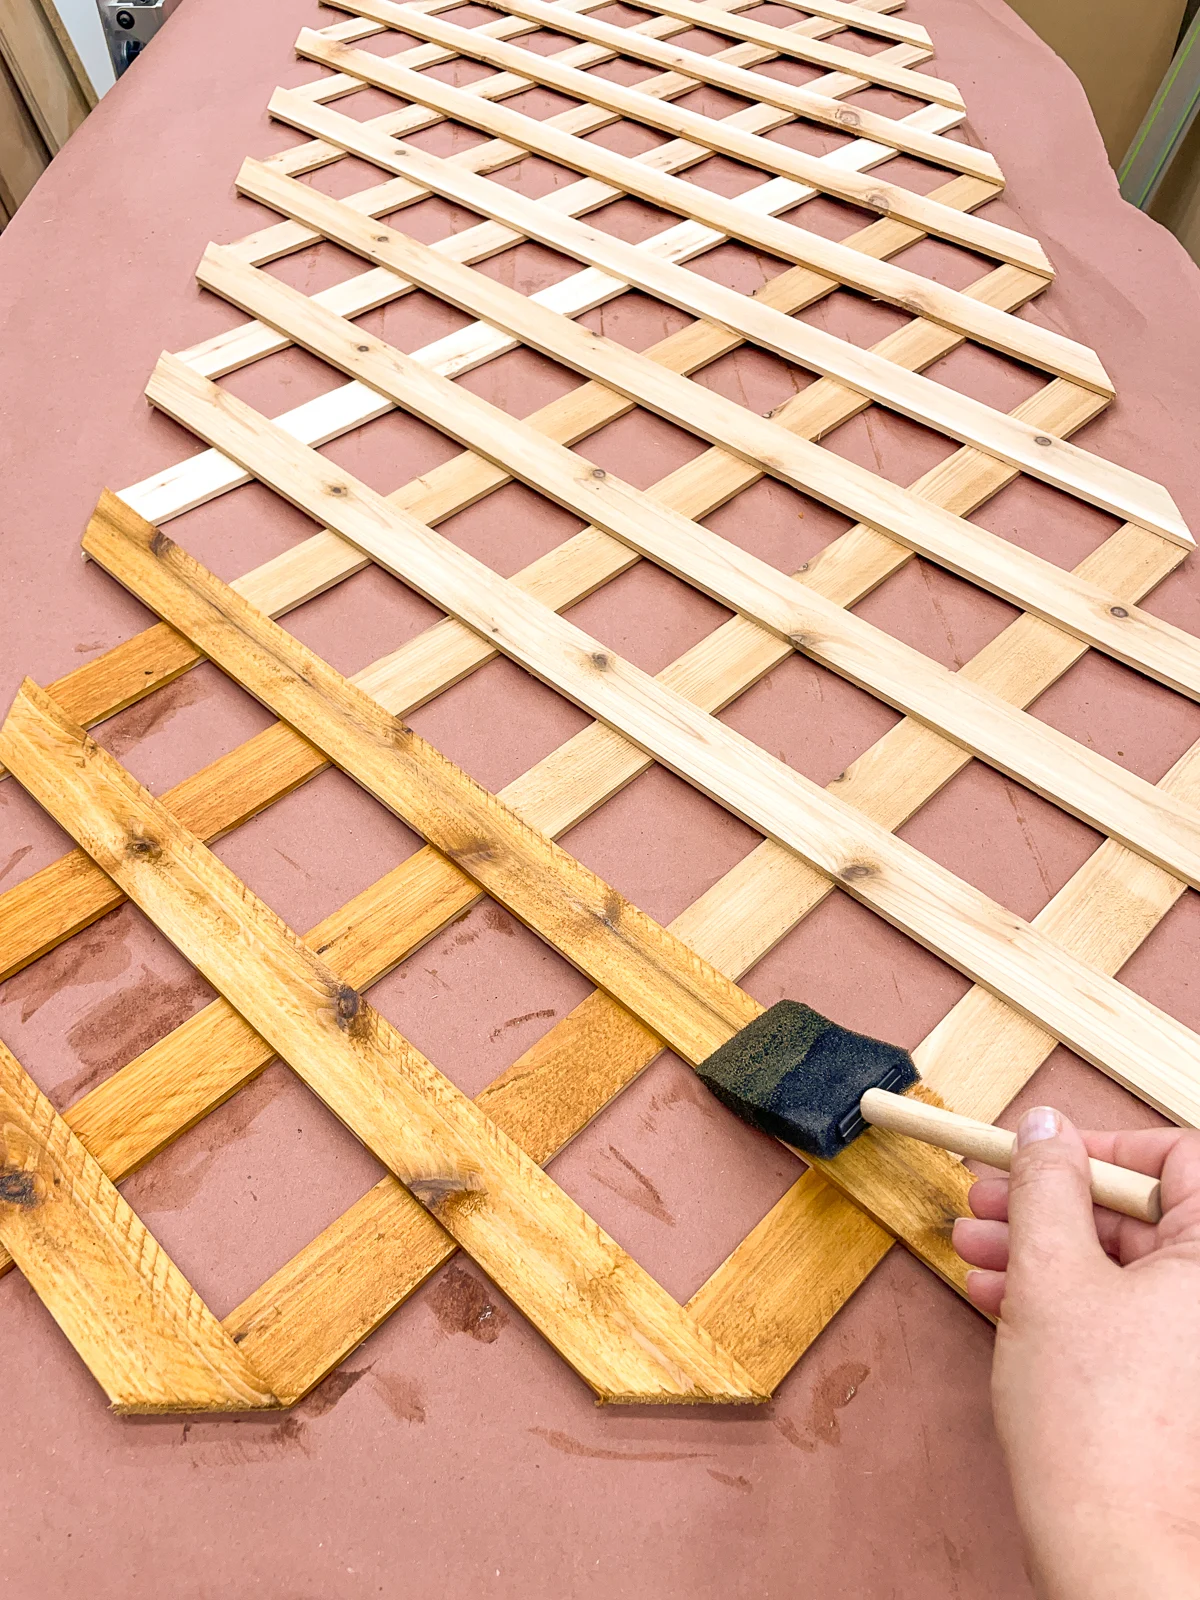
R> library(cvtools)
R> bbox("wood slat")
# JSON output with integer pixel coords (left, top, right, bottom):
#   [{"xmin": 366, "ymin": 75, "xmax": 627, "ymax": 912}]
[
  {"xmin": 362, "ymin": 0, "xmax": 993, "ymax": 177},
  {"xmin": 128, "ymin": 363, "xmax": 1200, "ymax": 1126},
  {"xmin": 1, "ymin": 406, "xmax": 1182, "ymax": 1394},
  {"xmin": 6, "ymin": 0, "xmax": 1196, "ymax": 1413},
  {"xmin": 78, "ymin": 494, "xmax": 979, "ymax": 1292},
  {"xmin": 277, "ymin": 42, "xmax": 1110, "ymax": 397},
  {"xmin": 0, "ymin": 387, "xmax": 1150, "ymax": 1283},
  {"xmin": 327, "ymin": 0, "xmax": 961, "ymax": 106},
  {"xmin": 643, "ymin": 0, "xmax": 933, "ymax": 47},
  {"xmin": 195, "ymin": 244, "xmax": 1200, "ymax": 897},
  {"xmin": 307, "ymin": 0, "xmax": 947, "ymax": 120},
  {"xmin": 623, "ymin": 0, "xmax": 930, "ymax": 50},
  {"xmin": 233, "ymin": 162, "xmax": 1200, "ymax": 695},
  {"xmin": 0, "ymin": 1036, "xmax": 276, "ymax": 1413},
  {"xmin": 315, "ymin": 0, "xmax": 1041, "ymax": 266},
  {"xmin": 257, "ymin": 89, "xmax": 1184, "ymax": 540},
  {"xmin": 232, "ymin": 561, "xmax": 1200, "ymax": 1399},
  {"xmin": 156, "ymin": 108, "xmax": 978, "ymax": 504},
  {"xmin": 0, "ymin": 215, "xmax": 1053, "ymax": 960},
  {"xmin": 0, "ymin": 680, "xmax": 764, "ymax": 1406},
  {"xmin": 284, "ymin": 1, "xmax": 938, "ymax": 198}
]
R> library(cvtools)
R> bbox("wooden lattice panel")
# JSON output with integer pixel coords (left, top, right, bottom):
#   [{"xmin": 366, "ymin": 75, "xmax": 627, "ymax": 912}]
[{"xmin": 2, "ymin": 0, "xmax": 1199, "ymax": 1410}]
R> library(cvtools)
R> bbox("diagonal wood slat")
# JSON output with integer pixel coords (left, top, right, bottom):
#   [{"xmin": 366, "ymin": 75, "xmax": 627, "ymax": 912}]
[
  {"xmin": 0, "ymin": 1036, "xmax": 277, "ymax": 1412},
  {"xmin": 275, "ymin": 46, "xmax": 1110, "ymax": 407},
  {"xmin": 131, "ymin": 360, "xmax": 1200, "ymax": 1129},
  {"xmin": 319, "ymin": 0, "xmax": 1046, "ymax": 268},
  {"xmin": 0, "ymin": 681, "xmax": 765, "ymax": 1407},
  {"xmin": 193, "ymin": 243, "xmax": 1200, "ymax": 898},
  {"xmin": 79, "ymin": 491, "xmax": 978, "ymax": 1290}
]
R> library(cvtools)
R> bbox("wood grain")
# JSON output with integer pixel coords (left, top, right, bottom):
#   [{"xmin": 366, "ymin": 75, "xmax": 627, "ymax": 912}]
[
  {"xmin": 0, "ymin": 1036, "xmax": 276, "ymax": 1413},
  {"xmin": 74, "ymin": 496, "xmax": 979, "ymax": 1331},
  {"xmin": 0, "ymin": 225, "xmax": 1054, "ymax": 972},
  {"xmin": 277, "ymin": 39, "xmax": 1111, "ymax": 397},
  {"xmin": 2, "ymin": 423, "xmax": 1185, "ymax": 1397},
  {"xmin": 235, "ymin": 160, "xmax": 1200, "ymax": 702},
  {"xmin": 194, "ymin": 242, "xmax": 1200, "ymax": 898},
  {"xmin": 359, "ymin": 0, "xmax": 992, "ymax": 176},
  {"xmin": 327, "ymin": 0, "xmax": 963, "ymax": 108},
  {"xmin": 318, "ymin": 0, "xmax": 1045, "ymax": 268},
  {"xmin": 0, "ymin": 681, "xmax": 763, "ymax": 1406},
  {"xmin": 134, "ymin": 357, "xmax": 1200, "ymax": 1127}
]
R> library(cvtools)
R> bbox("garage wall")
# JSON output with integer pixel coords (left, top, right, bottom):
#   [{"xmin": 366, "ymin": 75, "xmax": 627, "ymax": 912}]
[{"xmin": 1003, "ymin": 0, "xmax": 1187, "ymax": 163}]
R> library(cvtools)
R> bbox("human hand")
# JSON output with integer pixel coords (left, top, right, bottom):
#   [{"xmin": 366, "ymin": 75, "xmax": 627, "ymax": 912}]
[{"xmin": 952, "ymin": 1109, "xmax": 1200, "ymax": 1600}]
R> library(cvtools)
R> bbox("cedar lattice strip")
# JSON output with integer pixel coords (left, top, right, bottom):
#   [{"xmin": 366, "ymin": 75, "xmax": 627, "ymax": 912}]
[
  {"xmin": 230, "ymin": 540, "xmax": 1200, "ymax": 1399},
  {"xmin": 0, "ymin": 165, "xmax": 1019, "ymax": 857},
  {"xmin": 195, "ymin": 243, "xmax": 1200, "ymax": 897},
  {"xmin": 262, "ymin": 0, "xmax": 937, "ymax": 242},
  {"xmin": 81, "ymin": 495, "xmax": 978, "ymax": 1300},
  {"xmin": 273, "ymin": 43, "xmax": 1107, "ymax": 398},
  {"xmin": 296, "ymin": 0, "xmax": 938, "ymax": 153},
  {"xmin": 602, "ymin": 0, "xmax": 928, "ymax": 50},
  {"xmin": 320, "ymin": 0, "xmax": 959, "ymax": 108},
  {"xmin": 0, "ymin": 424, "xmax": 1178, "ymax": 1402},
  {"xmin": 0, "ymin": 377, "xmax": 1132, "ymax": 1289},
  {"xmin": 228, "ymin": 539, "xmax": 1200, "ymax": 1401},
  {"xmin": 316, "ymin": 0, "xmax": 1047, "ymax": 271},
  {"xmin": 254, "ymin": 86, "xmax": 1178, "ymax": 547},
  {"xmin": 176, "ymin": 33, "xmax": 962, "ymax": 408},
  {"xmin": 405, "ymin": 0, "xmax": 997, "ymax": 178},
  {"xmin": 231, "ymin": 161, "xmax": 1200, "ymax": 714},
  {"xmin": 149, "ymin": 108, "xmax": 974, "ymax": 510},
  {"xmin": 1, "ymin": 680, "xmax": 764, "ymax": 1407},
  {"xmin": 0, "ymin": 1036, "xmax": 278, "ymax": 1412},
  {"xmin": 142, "ymin": 356, "xmax": 1200, "ymax": 1130}
]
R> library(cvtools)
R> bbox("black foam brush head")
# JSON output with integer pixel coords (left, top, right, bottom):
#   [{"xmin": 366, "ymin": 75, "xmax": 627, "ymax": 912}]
[{"xmin": 696, "ymin": 1000, "xmax": 918, "ymax": 1159}]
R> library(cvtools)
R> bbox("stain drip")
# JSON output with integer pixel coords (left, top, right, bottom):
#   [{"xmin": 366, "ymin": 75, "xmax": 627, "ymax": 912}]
[{"xmin": 428, "ymin": 1263, "xmax": 508, "ymax": 1343}]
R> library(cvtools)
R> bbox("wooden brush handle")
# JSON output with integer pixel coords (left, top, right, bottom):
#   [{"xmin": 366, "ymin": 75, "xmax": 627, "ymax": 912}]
[{"xmin": 860, "ymin": 1089, "xmax": 1163, "ymax": 1224}]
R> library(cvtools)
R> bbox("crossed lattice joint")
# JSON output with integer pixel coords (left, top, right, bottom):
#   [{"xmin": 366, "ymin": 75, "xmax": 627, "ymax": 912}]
[{"xmin": 1, "ymin": 0, "xmax": 1198, "ymax": 1412}]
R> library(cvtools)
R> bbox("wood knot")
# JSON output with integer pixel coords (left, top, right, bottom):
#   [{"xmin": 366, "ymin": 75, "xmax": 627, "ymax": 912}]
[
  {"xmin": 0, "ymin": 1169, "xmax": 41, "ymax": 1208},
  {"xmin": 333, "ymin": 984, "xmax": 363, "ymax": 1031},
  {"xmin": 327, "ymin": 484, "xmax": 348, "ymax": 497},
  {"xmin": 589, "ymin": 651, "xmax": 610, "ymax": 670},
  {"xmin": 836, "ymin": 106, "xmax": 861, "ymax": 127},
  {"xmin": 356, "ymin": 343, "xmax": 369, "ymax": 353},
  {"xmin": 1110, "ymin": 605, "xmax": 1128, "ymax": 618},
  {"xmin": 590, "ymin": 467, "xmax": 606, "ymax": 479},
  {"xmin": 407, "ymin": 1172, "xmax": 485, "ymax": 1211},
  {"xmin": 1033, "ymin": 435, "xmax": 1053, "ymax": 447},
  {"xmin": 595, "ymin": 890, "xmax": 623, "ymax": 930},
  {"xmin": 126, "ymin": 833, "xmax": 162, "ymax": 862},
  {"xmin": 839, "ymin": 862, "xmax": 876, "ymax": 883},
  {"xmin": 446, "ymin": 835, "xmax": 497, "ymax": 866}
]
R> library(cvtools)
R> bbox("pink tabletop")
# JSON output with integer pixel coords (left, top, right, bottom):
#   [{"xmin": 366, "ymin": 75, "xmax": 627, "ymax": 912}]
[{"xmin": 2, "ymin": 0, "xmax": 1200, "ymax": 1593}]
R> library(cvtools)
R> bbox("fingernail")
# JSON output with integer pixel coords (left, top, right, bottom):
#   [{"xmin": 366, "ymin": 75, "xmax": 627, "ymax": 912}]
[{"xmin": 1017, "ymin": 1105, "xmax": 1060, "ymax": 1147}]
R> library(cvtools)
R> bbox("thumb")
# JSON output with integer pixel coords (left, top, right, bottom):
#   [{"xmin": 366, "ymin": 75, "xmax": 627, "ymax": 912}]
[{"xmin": 1005, "ymin": 1107, "xmax": 1108, "ymax": 1289}]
